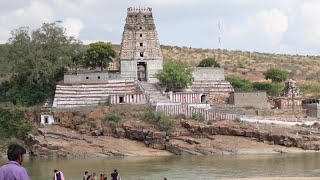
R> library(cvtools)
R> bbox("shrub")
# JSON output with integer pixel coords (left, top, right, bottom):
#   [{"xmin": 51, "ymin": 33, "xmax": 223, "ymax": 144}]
[
  {"xmin": 300, "ymin": 82, "xmax": 320, "ymax": 95},
  {"xmin": 143, "ymin": 109, "xmax": 156, "ymax": 122},
  {"xmin": 252, "ymin": 82, "xmax": 284, "ymax": 96},
  {"xmin": 226, "ymin": 76, "xmax": 253, "ymax": 91},
  {"xmin": 0, "ymin": 104, "xmax": 32, "ymax": 139},
  {"xmin": 104, "ymin": 114, "xmax": 122, "ymax": 123},
  {"xmin": 197, "ymin": 58, "xmax": 220, "ymax": 67},
  {"xmin": 87, "ymin": 121, "xmax": 97, "ymax": 129},
  {"xmin": 192, "ymin": 113, "xmax": 205, "ymax": 121},
  {"xmin": 142, "ymin": 109, "xmax": 176, "ymax": 132},
  {"xmin": 264, "ymin": 68, "xmax": 288, "ymax": 83},
  {"xmin": 159, "ymin": 116, "xmax": 177, "ymax": 133}
]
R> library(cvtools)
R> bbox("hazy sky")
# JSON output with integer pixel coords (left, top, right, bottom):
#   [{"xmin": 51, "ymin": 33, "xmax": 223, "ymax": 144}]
[{"xmin": 1, "ymin": 0, "xmax": 320, "ymax": 55}]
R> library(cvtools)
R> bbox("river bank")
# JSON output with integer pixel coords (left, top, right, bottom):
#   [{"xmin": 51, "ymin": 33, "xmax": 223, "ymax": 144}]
[{"xmin": 18, "ymin": 106, "xmax": 320, "ymax": 157}]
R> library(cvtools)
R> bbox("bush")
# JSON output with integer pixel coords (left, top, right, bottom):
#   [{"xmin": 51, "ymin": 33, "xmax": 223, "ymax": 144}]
[
  {"xmin": 252, "ymin": 82, "xmax": 284, "ymax": 96},
  {"xmin": 197, "ymin": 58, "xmax": 220, "ymax": 67},
  {"xmin": 0, "ymin": 104, "xmax": 32, "ymax": 139},
  {"xmin": 104, "ymin": 114, "xmax": 122, "ymax": 123},
  {"xmin": 264, "ymin": 68, "xmax": 288, "ymax": 83},
  {"xmin": 142, "ymin": 109, "xmax": 176, "ymax": 132},
  {"xmin": 87, "ymin": 121, "xmax": 97, "ymax": 129},
  {"xmin": 226, "ymin": 76, "xmax": 253, "ymax": 91},
  {"xmin": 143, "ymin": 109, "xmax": 156, "ymax": 122},
  {"xmin": 300, "ymin": 82, "xmax": 320, "ymax": 95},
  {"xmin": 192, "ymin": 113, "xmax": 205, "ymax": 121}
]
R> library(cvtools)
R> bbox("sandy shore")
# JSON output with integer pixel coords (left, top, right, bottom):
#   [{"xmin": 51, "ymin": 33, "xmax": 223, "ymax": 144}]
[{"xmin": 225, "ymin": 178, "xmax": 320, "ymax": 180}]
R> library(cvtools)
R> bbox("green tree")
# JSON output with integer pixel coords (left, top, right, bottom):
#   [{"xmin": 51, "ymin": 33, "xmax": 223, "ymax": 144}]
[
  {"xmin": 197, "ymin": 58, "xmax": 220, "ymax": 68},
  {"xmin": 1, "ymin": 22, "xmax": 81, "ymax": 106},
  {"xmin": 264, "ymin": 68, "xmax": 288, "ymax": 83},
  {"xmin": 85, "ymin": 42, "xmax": 116, "ymax": 71},
  {"xmin": 156, "ymin": 61, "xmax": 193, "ymax": 91}
]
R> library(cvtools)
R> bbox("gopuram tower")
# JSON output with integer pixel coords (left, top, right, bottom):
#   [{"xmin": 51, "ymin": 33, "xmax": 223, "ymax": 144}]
[{"xmin": 120, "ymin": 7, "xmax": 163, "ymax": 83}]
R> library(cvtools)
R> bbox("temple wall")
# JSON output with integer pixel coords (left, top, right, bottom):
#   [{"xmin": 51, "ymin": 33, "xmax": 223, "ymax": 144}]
[
  {"xmin": 146, "ymin": 59, "xmax": 162, "ymax": 83},
  {"xmin": 306, "ymin": 104, "xmax": 320, "ymax": 118},
  {"xmin": 229, "ymin": 92, "xmax": 269, "ymax": 109},
  {"xmin": 109, "ymin": 94, "xmax": 146, "ymax": 104},
  {"xmin": 64, "ymin": 72, "xmax": 109, "ymax": 83},
  {"xmin": 192, "ymin": 68, "xmax": 225, "ymax": 81}
]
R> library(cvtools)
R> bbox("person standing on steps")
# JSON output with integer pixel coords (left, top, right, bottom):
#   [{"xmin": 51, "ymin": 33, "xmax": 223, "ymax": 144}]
[{"xmin": 0, "ymin": 144, "xmax": 31, "ymax": 180}]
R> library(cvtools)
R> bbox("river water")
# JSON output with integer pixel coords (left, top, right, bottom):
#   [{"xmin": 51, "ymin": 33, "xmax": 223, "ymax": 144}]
[{"xmin": 1, "ymin": 153, "xmax": 320, "ymax": 180}]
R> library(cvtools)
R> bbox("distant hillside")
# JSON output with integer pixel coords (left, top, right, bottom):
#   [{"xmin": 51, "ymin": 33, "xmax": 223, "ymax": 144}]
[
  {"xmin": 159, "ymin": 45, "xmax": 320, "ymax": 83},
  {"xmin": 1, "ymin": 43, "xmax": 320, "ymax": 84}
]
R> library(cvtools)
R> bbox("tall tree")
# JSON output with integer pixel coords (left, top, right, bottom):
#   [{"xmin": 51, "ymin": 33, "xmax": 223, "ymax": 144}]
[
  {"xmin": 2, "ymin": 22, "xmax": 82, "ymax": 106},
  {"xmin": 85, "ymin": 42, "xmax": 116, "ymax": 71},
  {"xmin": 156, "ymin": 61, "xmax": 193, "ymax": 91}
]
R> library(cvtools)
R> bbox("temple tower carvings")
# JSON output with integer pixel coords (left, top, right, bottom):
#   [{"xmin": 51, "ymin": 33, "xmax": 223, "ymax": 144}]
[{"xmin": 120, "ymin": 7, "xmax": 163, "ymax": 83}]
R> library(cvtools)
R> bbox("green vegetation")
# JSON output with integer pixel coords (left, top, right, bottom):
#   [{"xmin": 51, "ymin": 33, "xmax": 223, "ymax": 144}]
[
  {"xmin": 197, "ymin": 58, "xmax": 220, "ymax": 68},
  {"xmin": 85, "ymin": 42, "xmax": 116, "ymax": 71},
  {"xmin": 264, "ymin": 68, "xmax": 288, "ymax": 83},
  {"xmin": 143, "ymin": 109, "xmax": 177, "ymax": 133},
  {"xmin": 226, "ymin": 76, "xmax": 253, "ymax": 92},
  {"xmin": 252, "ymin": 82, "xmax": 284, "ymax": 96},
  {"xmin": 156, "ymin": 61, "xmax": 193, "ymax": 91},
  {"xmin": 104, "ymin": 114, "xmax": 122, "ymax": 123},
  {"xmin": 0, "ymin": 104, "xmax": 32, "ymax": 139},
  {"xmin": 0, "ymin": 23, "xmax": 82, "ymax": 106},
  {"xmin": 300, "ymin": 82, "xmax": 320, "ymax": 97},
  {"xmin": 191, "ymin": 113, "xmax": 204, "ymax": 122},
  {"xmin": 226, "ymin": 76, "xmax": 284, "ymax": 96}
]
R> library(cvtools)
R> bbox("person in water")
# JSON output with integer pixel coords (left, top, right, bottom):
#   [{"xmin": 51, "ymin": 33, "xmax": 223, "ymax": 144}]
[
  {"xmin": 83, "ymin": 171, "xmax": 89, "ymax": 180},
  {"xmin": 90, "ymin": 173, "xmax": 97, "ymax": 180},
  {"xmin": 0, "ymin": 144, "xmax": 31, "ymax": 180},
  {"xmin": 53, "ymin": 169, "xmax": 65, "ymax": 180},
  {"xmin": 110, "ymin": 169, "xmax": 121, "ymax": 180}
]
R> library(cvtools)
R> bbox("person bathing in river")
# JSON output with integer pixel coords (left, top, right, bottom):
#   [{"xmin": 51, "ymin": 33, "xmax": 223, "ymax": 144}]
[
  {"xmin": 111, "ymin": 169, "xmax": 121, "ymax": 180},
  {"xmin": 89, "ymin": 173, "xmax": 97, "ymax": 180},
  {"xmin": 53, "ymin": 169, "xmax": 65, "ymax": 180},
  {"xmin": 83, "ymin": 171, "xmax": 89, "ymax": 180}
]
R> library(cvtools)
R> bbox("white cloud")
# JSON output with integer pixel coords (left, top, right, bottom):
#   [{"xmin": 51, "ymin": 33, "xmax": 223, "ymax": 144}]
[
  {"xmin": 299, "ymin": 1, "xmax": 320, "ymax": 47},
  {"xmin": 0, "ymin": 0, "xmax": 54, "ymax": 42},
  {"xmin": 62, "ymin": 18, "xmax": 84, "ymax": 38},
  {"xmin": 248, "ymin": 9, "xmax": 288, "ymax": 44}
]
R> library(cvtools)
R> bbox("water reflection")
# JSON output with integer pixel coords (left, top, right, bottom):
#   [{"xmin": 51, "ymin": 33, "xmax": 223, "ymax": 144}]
[{"xmin": 1, "ymin": 153, "xmax": 320, "ymax": 180}]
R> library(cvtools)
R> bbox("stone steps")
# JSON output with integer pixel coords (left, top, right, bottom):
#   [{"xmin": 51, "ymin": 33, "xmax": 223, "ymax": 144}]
[
  {"xmin": 53, "ymin": 82, "xmax": 137, "ymax": 108},
  {"xmin": 139, "ymin": 82, "xmax": 170, "ymax": 103}
]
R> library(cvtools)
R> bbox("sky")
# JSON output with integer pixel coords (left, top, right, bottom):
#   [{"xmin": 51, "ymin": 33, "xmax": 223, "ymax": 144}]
[{"xmin": 1, "ymin": 0, "xmax": 320, "ymax": 55}]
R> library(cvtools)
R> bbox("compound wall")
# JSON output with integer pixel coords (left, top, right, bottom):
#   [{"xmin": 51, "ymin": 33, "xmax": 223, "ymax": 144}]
[
  {"xmin": 192, "ymin": 67, "xmax": 225, "ymax": 81},
  {"xmin": 229, "ymin": 92, "xmax": 269, "ymax": 109}
]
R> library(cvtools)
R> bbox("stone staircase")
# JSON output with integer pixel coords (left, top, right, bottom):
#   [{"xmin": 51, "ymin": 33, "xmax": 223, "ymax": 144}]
[
  {"xmin": 52, "ymin": 81, "xmax": 136, "ymax": 108},
  {"xmin": 138, "ymin": 81, "xmax": 170, "ymax": 103}
]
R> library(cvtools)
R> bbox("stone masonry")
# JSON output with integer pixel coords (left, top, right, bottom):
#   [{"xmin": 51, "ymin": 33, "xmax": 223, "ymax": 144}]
[{"xmin": 120, "ymin": 7, "xmax": 163, "ymax": 83}]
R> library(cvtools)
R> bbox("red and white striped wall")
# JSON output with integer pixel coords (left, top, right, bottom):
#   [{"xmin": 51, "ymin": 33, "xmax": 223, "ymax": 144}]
[
  {"xmin": 156, "ymin": 104, "xmax": 236, "ymax": 121},
  {"xmin": 109, "ymin": 94, "xmax": 146, "ymax": 104},
  {"xmin": 168, "ymin": 92, "xmax": 204, "ymax": 104}
]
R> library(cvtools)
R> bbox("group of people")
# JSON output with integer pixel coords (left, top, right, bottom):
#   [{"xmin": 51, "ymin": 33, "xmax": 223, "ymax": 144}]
[
  {"xmin": 0, "ymin": 144, "xmax": 168, "ymax": 180},
  {"xmin": 83, "ymin": 169, "xmax": 121, "ymax": 180}
]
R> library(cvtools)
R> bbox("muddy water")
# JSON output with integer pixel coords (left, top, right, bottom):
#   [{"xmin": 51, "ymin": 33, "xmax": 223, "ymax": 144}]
[{"xmin": 1, "ymin": 153, "xmax": 320, "ymax": 180}]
